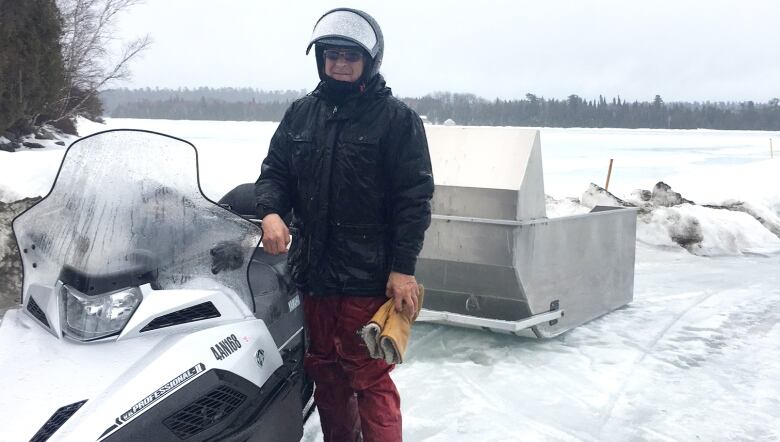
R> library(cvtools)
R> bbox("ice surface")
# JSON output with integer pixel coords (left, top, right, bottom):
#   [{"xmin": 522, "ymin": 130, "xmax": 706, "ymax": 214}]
[
  {"xmin": 381, "ymin": 245, "xmax": 780, "ymax": 441},
  {"xmin": 1, "ymin": 120, "xmax": 779, "ymax": 441}
]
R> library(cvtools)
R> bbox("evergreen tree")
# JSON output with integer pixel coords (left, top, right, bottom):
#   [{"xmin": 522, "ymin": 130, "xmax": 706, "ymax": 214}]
[{"xmin": 0, "ymin": 0, "xmax": 65, "ymax": 132}]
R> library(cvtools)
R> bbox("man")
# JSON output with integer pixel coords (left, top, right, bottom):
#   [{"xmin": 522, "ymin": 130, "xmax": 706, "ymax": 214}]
[{"xmin": 254, "ymin": 8, "xmax": 434, "ymax": 442}]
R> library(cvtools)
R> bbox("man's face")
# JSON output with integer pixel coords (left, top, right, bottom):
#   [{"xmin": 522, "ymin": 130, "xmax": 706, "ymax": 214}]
[{"xmin": 323, "ymin": 47, "xmax": 364, "ymax": 83}]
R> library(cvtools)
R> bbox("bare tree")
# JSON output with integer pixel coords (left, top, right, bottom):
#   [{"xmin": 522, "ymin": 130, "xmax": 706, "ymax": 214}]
[{"xmin": 53, "ymin": 0, "xmax": 150, "ymax": 121}]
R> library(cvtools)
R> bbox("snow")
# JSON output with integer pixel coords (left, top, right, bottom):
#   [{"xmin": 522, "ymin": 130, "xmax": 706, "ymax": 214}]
[
  {"xmin": 1, "ymin": 119, "xmax": 779, "ymax": 441},
  {"xmin": 0, "ymin": 148, "xmax": 69, "ymax": 202},
  {"xmin": 388, "ymin": 246, "xmax": 780, "ymax": 441}
]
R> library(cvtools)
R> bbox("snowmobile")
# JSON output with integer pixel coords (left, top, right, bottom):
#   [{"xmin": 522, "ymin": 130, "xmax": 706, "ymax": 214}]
[{"xmin": 0, "ymin": 130, "xmax": 313, "ymax": 441}]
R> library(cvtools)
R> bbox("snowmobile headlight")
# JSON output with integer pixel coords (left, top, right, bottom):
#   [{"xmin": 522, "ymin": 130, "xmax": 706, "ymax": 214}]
[{"xmin": 59, "ymin": 284, "xmax": 142, "ymax": 341}]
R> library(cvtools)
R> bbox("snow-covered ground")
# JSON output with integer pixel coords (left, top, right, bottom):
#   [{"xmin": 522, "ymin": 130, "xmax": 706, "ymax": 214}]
[
  {"xmin": 390, "ymin": 246, "xmax": 780, "ymax": 441},
  {"xmin": 1, "ymin": 119, "xmax": 778, "ymax": 440}
]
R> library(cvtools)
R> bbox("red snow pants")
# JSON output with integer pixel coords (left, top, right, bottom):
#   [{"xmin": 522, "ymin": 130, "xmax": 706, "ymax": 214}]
[{"xmin": 303, "ymin": 294, "xmax": 402, "ymax": 442}]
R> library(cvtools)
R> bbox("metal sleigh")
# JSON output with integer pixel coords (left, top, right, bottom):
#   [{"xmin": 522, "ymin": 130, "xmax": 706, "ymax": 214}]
[{"xmin": 414, "ymin": 127, "xmax": 638, "ymax": 337}]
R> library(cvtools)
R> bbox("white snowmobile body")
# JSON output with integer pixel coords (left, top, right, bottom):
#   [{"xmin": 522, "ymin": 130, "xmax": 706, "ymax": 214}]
[{"xmin": 0, "ymin": 130, "xmax": 311, "ymax": 442}]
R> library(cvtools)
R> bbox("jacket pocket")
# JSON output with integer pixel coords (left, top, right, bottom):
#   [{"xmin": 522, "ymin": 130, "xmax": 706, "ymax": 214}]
[
  {"xmin": 289, "ymin": 132, "xmax": 317, "ymax": 179},
  {"xmin": 327, "ymin": 223, "xmax": 388, "ymax": 289},
  {"xmin": 335, "ymin": 134, "xmax": 384, "ymax": 208},
  {"xmin": 339, "ymin": 134, "xmax": 382, "ymax": 169}
]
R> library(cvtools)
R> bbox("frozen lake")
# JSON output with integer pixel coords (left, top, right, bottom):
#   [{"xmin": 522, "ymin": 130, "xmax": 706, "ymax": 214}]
[
  {"xmin": 1, "ymin": 119, "xmax": 778, "ymax": 441},
  {"xmin": 3, "ymin": 119, "xmax": 777, "ymax": 208},
  {"xmin": 389, "ymin": 245, "xmax": 780, "ymax": 441}
]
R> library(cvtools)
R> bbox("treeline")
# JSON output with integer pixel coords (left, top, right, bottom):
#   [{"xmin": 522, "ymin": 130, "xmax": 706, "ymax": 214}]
[
  {"xmin": 102, "ymin": 87, "xmax": 305, "ymax": 121},
  {"xmin": 101, "ymin": 87, "xmax": 306, "ymax": 114},
  {"xmin": 405, "ymin": 93, "xmax": 780, "ymax": 130},
  {"xmin": 109, "ymin": 96, "xmax": 295, "ymax": 121},
  {"xmin": 104, "ymin": 88, "xmax": 780, "ymax": 130}
]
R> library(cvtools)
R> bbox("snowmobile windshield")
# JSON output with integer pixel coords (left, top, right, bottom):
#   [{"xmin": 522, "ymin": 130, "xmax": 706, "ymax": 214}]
[{"xmin": 13, "ymin": 130, "xmax": 261, "ymax": 309}]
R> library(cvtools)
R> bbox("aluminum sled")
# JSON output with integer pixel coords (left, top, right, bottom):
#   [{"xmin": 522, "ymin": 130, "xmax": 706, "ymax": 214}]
[
  {"xmin": 415, "ymin": 127, "xmax": 638, "ymax": 337},
  {"xmin": 0, "ymin": 130, "xmax": 312, "ymax": 442}
]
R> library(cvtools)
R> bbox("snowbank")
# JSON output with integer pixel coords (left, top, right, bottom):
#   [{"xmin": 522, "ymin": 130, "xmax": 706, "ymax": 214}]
[
  {"xmin": 0, "ymin": 148, "xmax": 68, "ymax": 202},
  {"xmin": 555, "ymin": 181, "xmax": 780, "ymax": 256},
  {"xmin": 638, "ymin": 204, "xmax": 780, "ymax": 255}
]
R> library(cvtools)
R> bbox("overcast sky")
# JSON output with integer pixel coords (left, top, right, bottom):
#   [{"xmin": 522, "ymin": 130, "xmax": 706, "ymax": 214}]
[{"xmin": 113, "ymin": 0, "xmax": 779, "ymax": 102}]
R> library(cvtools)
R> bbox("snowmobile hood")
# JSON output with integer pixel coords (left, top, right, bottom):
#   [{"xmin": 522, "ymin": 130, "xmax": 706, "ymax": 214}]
[{"xmin": 0, "ymin": 309, "xmax": 282, "ymax": 441}]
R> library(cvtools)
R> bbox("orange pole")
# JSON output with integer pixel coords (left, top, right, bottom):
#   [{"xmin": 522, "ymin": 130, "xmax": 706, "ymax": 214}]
[{"xmin": 605, "ymin": 159, "xmax": 614, "ymax": 191}]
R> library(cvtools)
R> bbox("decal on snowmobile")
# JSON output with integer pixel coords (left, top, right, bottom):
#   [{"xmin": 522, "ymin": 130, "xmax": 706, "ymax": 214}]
[
  {"xmin": 99, "ymin": 363, "xmax": 206, "ymax": 440},
  {"xmin": 211, "ymin": 333, "xmax": 242, "ymax": 360},
  {"xmin": 120, "ymin": 363, "xmax": 206, "ymax": 422},
  {"xmin": 288, "ymin": 295, "xmax": 301, "ymax": 312}
]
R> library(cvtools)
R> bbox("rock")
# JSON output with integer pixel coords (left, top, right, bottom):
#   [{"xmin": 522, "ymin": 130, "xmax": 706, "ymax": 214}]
[
  {"xmin": 668, "ymin": 213, "xmax": 704, "ymax": 249},
  {"xmin": 651, "ymin": 182, "xmax": 694, "ymax": 206},
  {"xmin": 0, "ymin": 135, "xmax": 16, "ymax": 152},
  {"xmin": 0, "ymin": 197, "xmax": 42, "ymax": 312},
  {"xmin": 34, "ymin": 128, "xmax": 55, "ymax": 140},
  {"xmin": 22, "ymin": 141, "xmax": 46, "ymax": 149},
  {"xmin": 55, "ymin": 141, "xmax": 65, "ymax": 146},
  {"xmin": 443, "ymin": 118, "xmax": 456, "ymax": 126},
  {"xmin": 0, "ymin": 141, "xmax": 16, "ymax": 152}
]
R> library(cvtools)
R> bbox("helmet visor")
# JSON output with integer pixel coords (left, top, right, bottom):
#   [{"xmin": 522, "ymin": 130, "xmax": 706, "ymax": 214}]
[{"xmin": 308, "ymin": 10, "xmax": 377, "ymax": 56}]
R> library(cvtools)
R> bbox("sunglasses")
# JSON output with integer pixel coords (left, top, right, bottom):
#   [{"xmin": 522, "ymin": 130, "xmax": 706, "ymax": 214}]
[{"xmin": 323, "ymin": 49, "xmax": 363, "ymax": 63}]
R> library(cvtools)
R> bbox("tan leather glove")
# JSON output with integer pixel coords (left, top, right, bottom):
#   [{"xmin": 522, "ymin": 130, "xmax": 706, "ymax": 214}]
[
  {"xmin": 360, "ymin": 299, "xmax": 395, "ymax": 359},
  {"xmin": 379, "ymin": 285, "xmax": 425, "ymax": 364}
]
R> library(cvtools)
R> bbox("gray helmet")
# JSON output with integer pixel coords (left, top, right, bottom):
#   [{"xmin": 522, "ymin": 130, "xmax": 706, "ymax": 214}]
[{"xmin": 306, "ymin": 8, "xmax": 384, "ymax": 80}]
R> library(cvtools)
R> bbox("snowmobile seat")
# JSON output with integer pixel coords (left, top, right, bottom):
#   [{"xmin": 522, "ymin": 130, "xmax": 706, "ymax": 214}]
[{"xmin": 219, "ymin": 183, "xmax": 257, "ymax": 218}]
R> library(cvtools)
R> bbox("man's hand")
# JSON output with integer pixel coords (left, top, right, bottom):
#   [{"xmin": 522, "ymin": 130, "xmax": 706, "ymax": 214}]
[
  {"xmin": 261, "ymin": 213, "xmax": 290, "ymax": 255},
  {"xmin": 386, "ymin": 271, "xmax": 419, "ymax": 318}
]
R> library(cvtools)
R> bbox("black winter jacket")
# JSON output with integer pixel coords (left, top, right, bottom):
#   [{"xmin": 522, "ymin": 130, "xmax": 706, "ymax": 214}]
[{"xmin": 255, "ymin": 75, "xmax": 434, "ymax": 296}]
